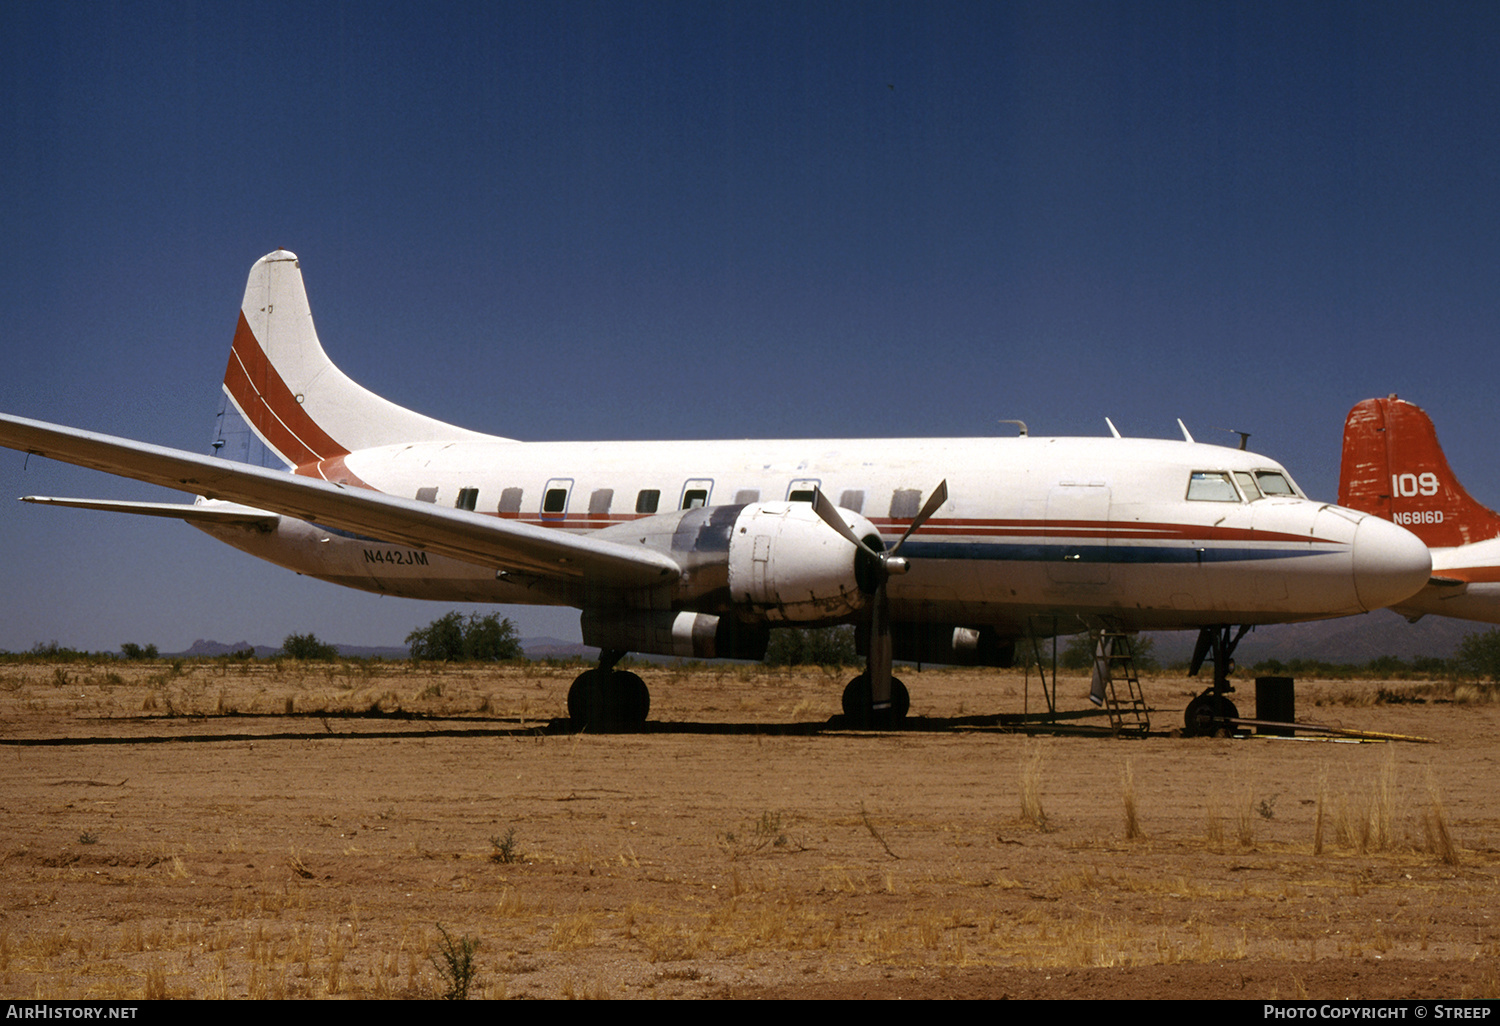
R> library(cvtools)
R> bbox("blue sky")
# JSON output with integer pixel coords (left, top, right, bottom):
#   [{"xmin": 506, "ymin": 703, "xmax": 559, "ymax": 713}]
[{"xmin": 3, "ymin": 1, "xmax": 1500, "ymax": 653}]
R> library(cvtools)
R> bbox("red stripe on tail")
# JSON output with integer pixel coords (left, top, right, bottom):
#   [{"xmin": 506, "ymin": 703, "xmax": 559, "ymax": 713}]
[{"xmin": 224, "ymin": 312, "xmax": 349, "ymax": 466}]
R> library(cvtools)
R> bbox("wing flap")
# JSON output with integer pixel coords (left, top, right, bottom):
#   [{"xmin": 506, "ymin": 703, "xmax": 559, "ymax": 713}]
[
  {"xmin": 1, "ymin": 413, "xmax": 680, "ymax": 590},
  {"xmin": 21, "ymin": 496, "xmax": 281, "ymax": 527}
]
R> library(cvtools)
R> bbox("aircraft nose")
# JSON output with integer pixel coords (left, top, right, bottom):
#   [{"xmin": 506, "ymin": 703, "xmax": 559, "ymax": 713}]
[{"xmin": 1351, "ymin": 515, "xmax": 1431, "ymax": 611}]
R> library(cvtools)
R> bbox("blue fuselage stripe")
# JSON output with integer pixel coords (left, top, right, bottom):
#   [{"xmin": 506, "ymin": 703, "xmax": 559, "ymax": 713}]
[{"xmin": 897, "ymin": 541, "xmax": 1336, "ymax": 564}]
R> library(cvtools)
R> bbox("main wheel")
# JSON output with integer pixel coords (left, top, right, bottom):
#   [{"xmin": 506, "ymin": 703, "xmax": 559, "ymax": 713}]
[
  {"xmin": 1184, "ymin": 692, "xmax": 1239, "ymax": 737},
  {"xmin": 567, "ymin": 669, "xmax": 650, "ymax": 731},
  {"xmin": 613, "ymin": 670, "xmax": 650, "ymax": 725},
  {"xmin": 841, "ymin": 674, "xmax": 910, "ymax": 728}
]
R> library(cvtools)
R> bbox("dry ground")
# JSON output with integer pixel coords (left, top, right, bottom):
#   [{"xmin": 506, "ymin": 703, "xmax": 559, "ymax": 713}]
[{"xmin": 1, "ymin": 658, "xmax": 1497, "ymax": 1000}]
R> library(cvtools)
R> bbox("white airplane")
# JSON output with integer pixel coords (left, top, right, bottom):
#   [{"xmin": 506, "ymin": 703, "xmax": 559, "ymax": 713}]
[
  {"xmin": 0, "ymin": 251, "xmax": 1431, "ymax": 732},
  {"xmin": 1340, "ymin": 395, "xmax": 1500, "ymax": 625}
]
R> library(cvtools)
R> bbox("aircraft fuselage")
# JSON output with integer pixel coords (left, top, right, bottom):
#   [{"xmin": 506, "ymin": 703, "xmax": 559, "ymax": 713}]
[{"xmin": 199, "ymin": 432, "xmax": 1426, "ymax": 635}]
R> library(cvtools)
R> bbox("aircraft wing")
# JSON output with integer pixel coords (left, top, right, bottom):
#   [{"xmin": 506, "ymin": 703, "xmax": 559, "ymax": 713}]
[{"xmin": 0, "ymin": 413, "xmax": 681, "ymax": 590}]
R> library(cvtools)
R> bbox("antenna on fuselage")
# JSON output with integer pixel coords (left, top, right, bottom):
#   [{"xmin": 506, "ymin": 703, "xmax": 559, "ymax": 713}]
[
  {"xmin": 1105, "ymin": 417, "xmax": 1121, "ymax": 438},
  {"xmin": 998, "ymin": 419, "xmax": 1028, "ymax": 437},
  {"xmin": 1177, "ymin": 419, "xmax": 1195, "ymax": 444},
  {"xmin": 1211, "ymin": 427, "xmax": 1252, "ymax": 450}
]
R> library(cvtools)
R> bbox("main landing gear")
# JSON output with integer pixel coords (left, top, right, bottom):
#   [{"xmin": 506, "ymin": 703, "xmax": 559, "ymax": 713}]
[
  {"xmin": 1184, "ymin": 625, "xmax": 1247, "ymax": 737},
  {"xmin": 812, "ymin": 481, "xmax": 949, "ymax": 731},
  {"xmin": 567, "ymin": 648, "xmax": 649, "ymax": 731},
  {"xmin": 841, "ymin": 673, "xmax": 910, "ymax": 729}
]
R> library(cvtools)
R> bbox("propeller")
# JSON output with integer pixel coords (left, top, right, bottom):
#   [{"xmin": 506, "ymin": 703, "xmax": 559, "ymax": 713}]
[{"xmin": 813, "ymin": 480, "xmax": 949, "ymax": 719}]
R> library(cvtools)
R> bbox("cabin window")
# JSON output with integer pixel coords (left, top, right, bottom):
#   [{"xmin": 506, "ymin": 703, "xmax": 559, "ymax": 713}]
[
  {"xmin": 839, "ymin": 489, "xmax": 865, "ymax": 513},
  {"xmin": 543, "ymin": 488, "xmax": 568, "ymax": 514},
  {"xmin": 1255, "ymin": 470, "xmax": 1297, "ymax": 496},
  {"xmin": 415, "ymin": 486, "xmax": 438, "ymax": 504},
  {"xmin": 455, "ymin": 487, "xmax": 479, "ymax": 511},
  {"xmin": 1186, "ymin": 471, "xmax": 1240, "ymax": 502},
  {"xmin": 735, "ymin": 489, "xmax": 760, "ymax": 504},
  {"xmin": 889, "ymin": 489, "xmax": 921, "ymax": 519},
  {"xmin": 787, "ymin": 478, "xmax": 821, "ymax": 503},
  {"xmin": 497, "ymin": 488, "xmax": 523, "ymax": 514},
  {"xmin": 589, "ymin": 489, "xmax": 613, "ymax": 515},
  {"xmin": 682, "ymin": 488, "xmax": 709, "ymax": 510},
  {"xmin": 635, "ymin": 489, "xmax": 660, "ymax": 514}
]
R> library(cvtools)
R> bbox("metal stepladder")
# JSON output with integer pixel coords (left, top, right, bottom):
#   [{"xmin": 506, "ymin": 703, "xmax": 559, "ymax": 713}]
[
  {"xmin": 1089, "ymin": 631, "xmax": 1150, "ymax": 736},
  {"xmin": 1021, "ymin": 617, "xmax": 1060, "ymax": 723}
]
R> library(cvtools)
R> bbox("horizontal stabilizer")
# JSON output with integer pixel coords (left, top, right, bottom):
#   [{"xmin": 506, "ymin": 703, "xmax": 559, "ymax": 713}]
[
  {"xmin": 0, "ymin": 412, "xmax": 681, "ymax": 590},
  {"xmin": 21, "ymin": 496, "xmax": 279, "ymax": 528}
]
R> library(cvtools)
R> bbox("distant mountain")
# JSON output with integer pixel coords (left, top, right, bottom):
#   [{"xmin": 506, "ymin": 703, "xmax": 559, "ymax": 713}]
[
  {"xmin": 174, "ymin": 638, "xmax": 408, "ymax": 659},
  {"xmin": 170, "ymin": 636, "xmax": 584, "ymax": 661},
  {"xmin": 178, "ymin": 639, "xmax": 278, "ymax": 659},
  {"xmin": 1146, "ymin": 610, "xmax": 1490, "ymax": 666},
  {"xmin": 170, "ymin": 613, "xmax": 1495, "ymax": 667},
  {"xmin": 519, "ymin": 636, "xmax": 596, "ymax": 659}
]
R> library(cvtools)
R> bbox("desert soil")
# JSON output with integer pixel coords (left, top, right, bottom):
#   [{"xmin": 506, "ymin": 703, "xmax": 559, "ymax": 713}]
[{"xmin": 0, "ymin": 658, "xmax": 1497, "ymax": 1000}]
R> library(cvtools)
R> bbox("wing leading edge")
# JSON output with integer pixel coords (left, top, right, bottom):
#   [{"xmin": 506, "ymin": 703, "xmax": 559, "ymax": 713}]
[{"xmin": 0, "ymin": 413, "xmax": 681, "ymax": 590}]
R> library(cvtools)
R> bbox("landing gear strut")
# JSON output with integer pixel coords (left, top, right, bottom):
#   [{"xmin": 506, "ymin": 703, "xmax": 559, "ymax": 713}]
[
  {"xmin": 567, "ymin": 648, "xmax": 650, "ymax": 731},
  {"xmin": 1184, "ymin": 625, "xmax": 1247, "ymax": 736}
]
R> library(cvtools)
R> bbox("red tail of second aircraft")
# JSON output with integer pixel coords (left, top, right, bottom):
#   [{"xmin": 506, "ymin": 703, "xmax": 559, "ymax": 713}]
[{"xmin": 1339, "ymin": 396, "xmax": 1500, "ymax": 549}]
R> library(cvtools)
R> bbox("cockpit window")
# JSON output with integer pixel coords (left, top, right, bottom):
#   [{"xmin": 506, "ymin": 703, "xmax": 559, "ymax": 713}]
[
  {"xmin": 1186, "ymin": 471, "xmax": 1241, "ymax": 502},
  {"xmin": 1254, "ymin": 470, "xmax": 1297, "ymax": 496},
  {"xmin": 1233, "ymin": 472, "xmax": 1262, "ymax": 500}
]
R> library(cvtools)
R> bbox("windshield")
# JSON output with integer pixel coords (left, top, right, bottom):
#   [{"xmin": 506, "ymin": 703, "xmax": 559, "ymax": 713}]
[
  {"xmin": 1186, "ymin": 471, "xmax": 1241, "ymax": 502},
  {"xmin": 1254, "ymin": 470, "xmax": 1297, "ymax": 496}
]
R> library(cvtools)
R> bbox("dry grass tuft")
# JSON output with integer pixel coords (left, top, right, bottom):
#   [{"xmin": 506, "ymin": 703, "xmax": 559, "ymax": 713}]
[
  {"xmin": 549, "ymin": 912, "xmax": 598, "ymax": 951},
  {"xmin": 1333, "ymin": 747, "xmax": 1399, "ymax": 854},
  {"xmin": 1019, "ymin": 739, "xmax": 1049, "ymax": 831},
  {"xmin": 1121, "ymin": 759, "xmax": 1142, "ymax": 840},
  {"xmin": 1422, "ymin": 769, "xmax": 1460, "ymax": 866},
  {"xmin": 1314, "ymin": 768, "xmax": 1327, "ymax": 855},
  {"xmin": 1236, "ymin": 784, "xmax": 1256, "ymax": 848}
]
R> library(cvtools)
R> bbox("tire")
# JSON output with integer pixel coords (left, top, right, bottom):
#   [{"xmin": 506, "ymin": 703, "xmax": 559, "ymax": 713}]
[
  {"xmin": 567, "ymin": 669, "xmax": 650, "ymax": 731},
  {"xmin": 841, "ymin": 674, "xmax": 910, "ymax": 727},
  {"xmin": 1184, "ymin": 692, "xmax": 1239, "ymax": 737}
]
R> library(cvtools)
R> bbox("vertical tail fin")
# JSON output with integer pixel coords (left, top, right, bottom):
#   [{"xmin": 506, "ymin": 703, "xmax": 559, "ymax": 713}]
[
  {"xmin": 211, "ymin": 250, "xmax": 493, "ymax": 469},
  {"xmin": 1338, "ymin": 395, "xmax": 1500, "ymax": 547}
]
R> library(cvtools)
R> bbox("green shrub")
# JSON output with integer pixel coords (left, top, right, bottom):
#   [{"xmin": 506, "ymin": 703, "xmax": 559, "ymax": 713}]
[
  {"xmin": 280, "ymin": 633, "xmax": 339, "ymax": 660},
  {"xmin": 763, "ymin": 625, "xmax": 858, "ymax": 667},
  {"xmin": 406, "ymin": 612, "xmax": 522, "ymax": 662}
]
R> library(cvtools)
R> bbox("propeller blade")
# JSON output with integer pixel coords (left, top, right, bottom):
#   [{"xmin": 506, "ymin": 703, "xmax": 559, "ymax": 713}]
[
  {"xmin": 812, "ymin": 487, "xmax": 878, "ymax": 554},
  {"xmin": 889, "ymin": 480, "xmax": 948, "ymax": 556}
]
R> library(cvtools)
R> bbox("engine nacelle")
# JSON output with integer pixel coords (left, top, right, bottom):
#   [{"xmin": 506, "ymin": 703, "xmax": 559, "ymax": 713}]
[
  {"xmin": 590, "ymin": 500, "xmax": 880, "ymax": 624},
  {"xmin": 726, "ymin": 501, "xmax": 879, "ymax": 622},
  {"xmin": 581, "ymin": 609, "xmax": 769, "ymax": 660},
  {"xmin": 864, "ymin": 622, "xmax": 1018, "ymax": 667}
]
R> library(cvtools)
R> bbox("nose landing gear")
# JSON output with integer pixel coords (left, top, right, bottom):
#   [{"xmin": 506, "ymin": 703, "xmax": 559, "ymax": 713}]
[{"xmin": 1185, "ymin": 625, "xmax": 1248, "ymax": 737}]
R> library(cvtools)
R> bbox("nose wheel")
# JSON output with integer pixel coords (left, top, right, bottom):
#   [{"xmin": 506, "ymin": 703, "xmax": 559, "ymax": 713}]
[
  {"xmin": 1184, "ymin": 692, "xmax": 1240, "ymax": 736},
  {"xmin": 1184, "ymin": 625, "xmax": 1248, "ymax": 737}
]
